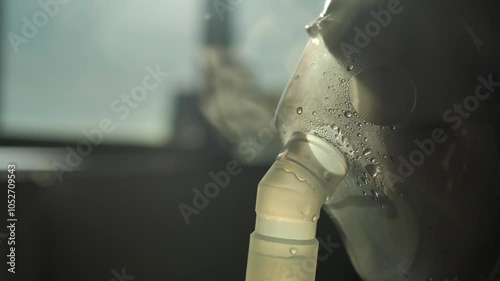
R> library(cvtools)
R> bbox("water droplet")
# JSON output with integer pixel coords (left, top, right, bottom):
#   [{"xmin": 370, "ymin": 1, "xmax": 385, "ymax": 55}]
[
  {"xmin": 362, "ymin": 191, "xmax": 367, "ymax": 196},
  {"xmin": 357, "ymin": 133, "xmax": 362, "ymax": 137},
  {"xmin": 290, "ymin": 248, "xmax": 297, "ymax": 255},
  {"xmin": 363, "ymin": 148, "xmax": 372, "ymax": 155},
  {"xmin": 347, "ymin": 65, "xmax": 354, "ymax": 71},
  {"xmin": 311, "ymin": 63, "xmax": 316, "ymax": 68},
  {"xmin": 296, "ymin": 107, "xmax": 303, "ymax": 114},
  {"xmin": 344, "ymin": 111, "xmax": 353, "ymax": 118},
  {"xmin": 312, "ymin": 111, "xmax": 317, "ymax": 116},
  {"xmin": 371, "ymin": 189, "xmax": 379, "ymax": 198},
  {"xmin": 364, "ymin": 137, "xmax": 368, "ymax": 142},
  {"xmin": 370, "ymin": 157, "xmax": 376, "ymax": 163},
  {"xmin": 306, "ymin": 23, "xmax": 319, "ymax": 37},
  {"xmin": 295, "ymin": 75, "xmax": 300, "ymax": 80},
  {"xmin": 341, "ymin": 136, "xmax": 347, "ymax": 143},
  {"xmin": 312, "ymin": 215, "xmax": 318, "ymax": 222},
  {"xmin": 401, "ymin": 271, "xmax": 411, "ymax": 278},
  {"xmin": 365, "ymin": 164, "xmax": 380, "ymax": 177},
  {"xmin": 323, "ymin": 171, "xmax": 332, "ymax": 181},
  {"xmin": 323, "ymin": 72, "xmax": 327, "ymax": 76},
  {"xmin": 390, "ymin": 126, "xmax": 396, "ymax": 130}
]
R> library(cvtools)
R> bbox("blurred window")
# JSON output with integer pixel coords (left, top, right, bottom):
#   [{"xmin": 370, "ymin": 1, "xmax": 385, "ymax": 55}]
[{"xmin": 1, "ymin": 0, "xmax": 322, "ymax": 146}]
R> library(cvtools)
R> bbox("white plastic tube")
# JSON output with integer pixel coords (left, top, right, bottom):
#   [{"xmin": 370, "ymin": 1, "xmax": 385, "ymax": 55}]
[{"xmin": 245, "ymin": 133, "xmax": 347, "ymax": 281}]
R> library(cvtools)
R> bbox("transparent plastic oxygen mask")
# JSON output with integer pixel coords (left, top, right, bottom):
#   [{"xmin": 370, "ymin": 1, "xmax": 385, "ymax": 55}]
[{"xmin": 246, "ymin": 0, "xmax": 500, "ymax": 280}]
